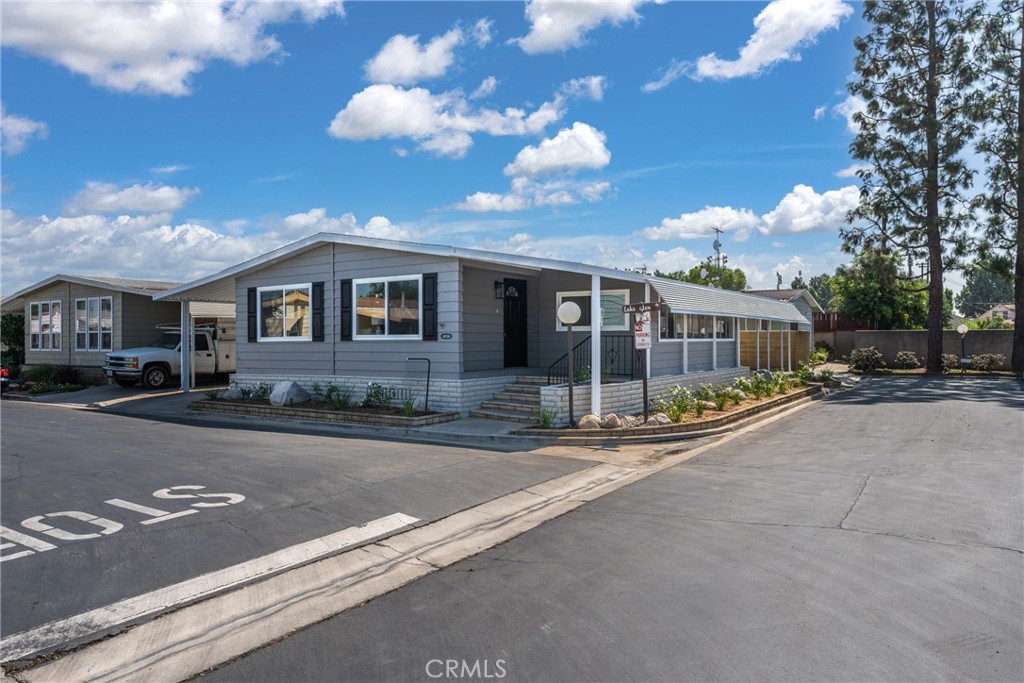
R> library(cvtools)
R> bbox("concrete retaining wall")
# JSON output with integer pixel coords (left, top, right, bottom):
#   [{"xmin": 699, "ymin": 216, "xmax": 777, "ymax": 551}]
[{"xmin": 852, "ymin": 330, "xmax": 1012, "ymax": 369}]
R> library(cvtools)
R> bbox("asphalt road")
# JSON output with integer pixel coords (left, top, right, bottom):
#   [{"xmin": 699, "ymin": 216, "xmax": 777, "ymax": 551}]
[
  {"xmin": 0, "ymin": 401, "xmax": 588, "ymax": 638},
  {"xmin": 200, "ymin": 376, "xmax": 1024, "ymax": 682}
]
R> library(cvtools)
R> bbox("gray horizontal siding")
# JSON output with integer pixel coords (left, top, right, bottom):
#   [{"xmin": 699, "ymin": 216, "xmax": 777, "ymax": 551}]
[
  {"xmin": 462, "ymin": 266, "xmax": 507, "ymax": 372},
  {"xmin": 121, "ymin": 294, "xmax": 181, "ymax": 349}
]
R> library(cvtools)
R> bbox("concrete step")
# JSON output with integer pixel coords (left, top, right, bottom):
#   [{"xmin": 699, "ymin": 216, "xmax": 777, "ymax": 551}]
[
  {"xmin": 491, "ymin": 391, "xmax": 543, "ymax": 405},
  {"xmin": 513, "ymin": 376, "xmax": 549, "ymax": 386},
  {"xmin": 480, "ymin": 401, "xmax": 538, "ymax": 416},
  {"xmin": 504, "ymin": 383, "xmax": 542, "ymax": 395},
  {"xmin": 469, "ymin": 409, "xmax": 538, "ymax": 425}
]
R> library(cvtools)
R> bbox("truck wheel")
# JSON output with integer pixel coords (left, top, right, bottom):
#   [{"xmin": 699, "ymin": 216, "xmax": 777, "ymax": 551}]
[
  {"xmin": 114, "ymin": 377, "xmax": 138, "ymax": 388},
  {"xmin": 143, "ymin": 365, "xmax": 169, "ymax": 389}
]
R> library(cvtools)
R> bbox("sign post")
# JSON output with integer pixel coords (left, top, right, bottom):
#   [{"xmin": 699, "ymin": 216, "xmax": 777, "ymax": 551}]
[{"xmin": 623, "ymin": 302, "xmax": 660, "ymax": 422}]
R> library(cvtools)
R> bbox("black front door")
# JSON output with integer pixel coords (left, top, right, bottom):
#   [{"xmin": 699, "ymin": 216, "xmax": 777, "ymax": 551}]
[{"xmin": 503, "ymin": 278, "xmax": 528, "ymax": 367}]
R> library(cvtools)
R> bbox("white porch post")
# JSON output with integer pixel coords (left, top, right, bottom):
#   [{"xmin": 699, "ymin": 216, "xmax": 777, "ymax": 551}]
[
  {"xmin": 179, "ymin": 302, "xmax": 192, "ymax": 392},
  {"xmin": 787, "ymin": 328, "xmax": 793, "ymax": 370},
  {"xmin": 591, "ymin": 274, "xmax": 601, "ymax": 416},
  {"xmin": 644, "ymin": 282, "xmax": 652, "ymax": 380},
  {"xmin": 682, "ymin": 314, "xmax": 688, "ymax": 373},
  {"xmin": 756, "ymin": 320, "xmax": 761, "ymax": 370},
  {"xmin": 712, "ymin": 315, "xmax": 718, "ymax": 370},
  {"xmin": 735, "ymin": 317, "xmax": 741, "ymax": 367}
]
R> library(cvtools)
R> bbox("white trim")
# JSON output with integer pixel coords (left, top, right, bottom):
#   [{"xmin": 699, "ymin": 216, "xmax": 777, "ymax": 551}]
[
  {"xmin": 590, "ymin": 275, "xmax": 601, "ymax": 416},
  {"xmin": 256, "ymin": 283, "xmax": 313, "ymax": 342},
  {"xmin": 352, "ymin": 274, "xmax": 423, "ymax": 341},
  {"xmin": 28, "ymin": 299, "xmax": 63, "ymax": 352},
  {"xmin": 554, "ymin": 289, "xmax": 630, "ymax": 332},
  {"xmin": 73, "ymin": 296, "xmax": 112, "ymax": 352}
]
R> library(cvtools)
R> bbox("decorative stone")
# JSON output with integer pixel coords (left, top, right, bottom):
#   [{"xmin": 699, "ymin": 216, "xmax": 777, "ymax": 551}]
[
  {"xmin": 270, "ymin": 381, "xmax": 310, "ymax": 407},
  {"xmin": 221, "ymin": 386, "xmax": 244, "ymax": 400},
  {"xmin": 703, "ymin": 401, "xmax": 717, "ymax": 411},
  {"xmin": 601, "ymin": 413, "xmax": 622, "ymax": 429},
  {"xmin": 577, "ymin": 414, "xmax": 601, "ymax": 429},
  {"xmin": 621, "ymin": 415, "xmax": 643, "ymax": 428},
  {"xmin": 645, "ymin": 417, "xmax": 660, "ymax": 427},
  {"xmin": 654, "ymin": 413, "xmax": 673, "ymax": 425}
]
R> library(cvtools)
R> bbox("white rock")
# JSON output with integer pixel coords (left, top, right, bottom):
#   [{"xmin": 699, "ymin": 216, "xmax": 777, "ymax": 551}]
[
  {"xmin": 221, "ymin": 386, "xmax": 244, "ymax": 400},
  {"xmin": 577, "ymin": 414, "xmax": 601, "ymax": 429},
  {"xmin": 654, "ymin": 413, "xmax": 673, "ymax": 425},
  {"xmin": 270, "ymin": 381, "xmax": 310, "ymax": 407}
]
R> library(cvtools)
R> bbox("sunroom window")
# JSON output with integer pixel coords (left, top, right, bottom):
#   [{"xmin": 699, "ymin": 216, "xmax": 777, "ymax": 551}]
[{"xmin": 554, "ymin": 290, "xmax": 630, "ymax": 331}]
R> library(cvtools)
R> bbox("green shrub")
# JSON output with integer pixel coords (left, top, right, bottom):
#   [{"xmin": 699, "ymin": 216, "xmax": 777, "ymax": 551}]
[
  {"xmin": 22, "ymin": 364, "xmax": 54, "ymax": 383},
  {"xmin": 363, "ymin": 381, "xmax": 396, "ymax": 407},
  {"xmin": 970, "ymin": 353, "xmax": 1006, "ymax": 372},
  {"xmin": 693, "ymin": 400, "xmax": 705, "ymax": 418},
  {"xmin": 711, "ymin": 386, "xmax": 731, "ymax": 411},
  {"xmin": 249, "ymin": 382, "xmax": 272, "ymax": 400},
  {"xmin": 653, "ymin": 385, "xmax": 692, "ymax": 423},
  {"xmin": 693, "ymin": 383, "xmax": 714, "ymax": 403},
  {"xmin": 573, "ymin": 366, "xmax": 592, "ymax": 383},
  {"xmin": 849, "ymin": 346, "xmax": 886, "ymax": 372},
  {"xmin": 28, "ymin": 382, "xmax": 85, "ymax": 395},
  {"xmin": 941, "ymin": 354, "xmax": 960, "ymax": 372},
  {"xmin": 809, "ymin": 347, "xmax": 830, "ymax": 367},
  {"xmin": 536, "ymin": 405, "xmax": 556, "ymax": 429},
  {"xmin": 324, "ymin": 383, "xmax": 353, "ymax": 409},
  {"xmin": 894, "ymin": 351, "xmax": 921, "ymax": 369},
  {"xmin": 813, "ymin": 339, "xmax": 834, "ymax": 361},
  {"xmin": 310, "ymin": 381, "xmax": 324, "ymax": 402},
  {"xmin": 815, "ymin": 369, "xmax": 835, "ymax": 382},
  {"xmin": 51, "ymin": 364, "xmax": 84, "ymax": 385},
  {"xmin": 401, "ymin": 398, "xmax": 416, "ymax": 417},
  {"xmin": 203, "ymin": 388, "xmax": 223, "ymax": 400},
  {"xmin": 748, "ymin": 373, "xmax": 773, "ymax": 399},
  {"xmin": 793, "ymin": 362, "xmax": 815, "ymax": 384}
]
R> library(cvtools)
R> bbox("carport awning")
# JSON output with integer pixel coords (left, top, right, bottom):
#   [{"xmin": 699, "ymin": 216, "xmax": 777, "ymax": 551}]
[{"xmin": 648, "ymin": 277, "xmax": 809, "ymax": 324}]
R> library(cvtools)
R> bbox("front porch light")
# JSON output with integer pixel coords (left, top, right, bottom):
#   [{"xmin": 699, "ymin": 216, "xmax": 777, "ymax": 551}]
[{"xmin": 494, "ymin": 281, "xmax": 504, "ymax": 299}]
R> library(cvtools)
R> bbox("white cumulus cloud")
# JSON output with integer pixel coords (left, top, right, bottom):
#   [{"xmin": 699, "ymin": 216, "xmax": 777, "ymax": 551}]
[
  {"xmin": 688, "ymin": 0, "xmax": 852, "ymax": 82},
  {"xmin": 67, "ymin": 182, "xmax": 199, "ymax": 215},
  {"xmin": 327, "ymin": 82, "xmax": 568, "ymax": 158},
  {"xmin": 0, "ymin": 104, "xmax": 49, "ymax": 155},
  {"xmin": 504, "ymin": 122, "xmax": 610, "ymax": 177},
  {"xmin": 833, "ymin": 94, "xmax": 866, "ymax": 134},
  {"xmin": 515, "ymin": 0, "xmax": 652, "ymax": 54},
  {"xmin": 640, "ymin": 206, "xmax": 761, "ymax": 242},
  {"xmin": 365, "ymin": 28, "xmax": 465, "ymax": 85},
  {"xmin": 280, "ymin": 207, "xmax": 413, "ymax": 241},
  {"xmin": 454, "ymin": 177, "xmax": 611, "ymax": 213},
  {"xmin": 759, "ymin": 184, "xmax": 859, "ymax": 236},
  {"xmin": 0, "ymin": 0, "xmax": 344, "ymax": 96}
]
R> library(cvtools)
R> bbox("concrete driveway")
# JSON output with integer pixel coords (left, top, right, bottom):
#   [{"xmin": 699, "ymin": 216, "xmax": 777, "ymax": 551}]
[{"xmin": 199, "ymin": 374, "xmax": 1024, "ymax": 683}]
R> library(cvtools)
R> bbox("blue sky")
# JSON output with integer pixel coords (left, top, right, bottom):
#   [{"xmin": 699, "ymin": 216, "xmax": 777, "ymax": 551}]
[{"xmin": 1, "ymin": 0, "xmax": 887, "ymax": 296}]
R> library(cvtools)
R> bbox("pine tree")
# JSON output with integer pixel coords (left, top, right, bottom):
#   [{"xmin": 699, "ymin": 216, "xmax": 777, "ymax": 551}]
[
  {"xmin": 975, "ymin": 0, "xmax": 1023, "ymax": 372},
  {"xmin": 844, "ymin": 0, "xmax": 982, "ymax": 371}
]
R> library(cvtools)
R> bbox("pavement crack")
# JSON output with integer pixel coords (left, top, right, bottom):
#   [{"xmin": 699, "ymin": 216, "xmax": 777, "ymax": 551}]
[{"xmin": 839, "ymin": 475, "xmax": 871, "ymax": 530}]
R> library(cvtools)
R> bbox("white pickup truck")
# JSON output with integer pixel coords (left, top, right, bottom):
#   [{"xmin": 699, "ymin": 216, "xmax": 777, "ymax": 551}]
[{"xmin": 104, "ymin": 320, "xmax": 236, "ymax": 389}]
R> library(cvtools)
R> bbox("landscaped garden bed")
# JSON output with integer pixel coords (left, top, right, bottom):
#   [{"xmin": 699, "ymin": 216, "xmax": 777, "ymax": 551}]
[{"xmin": 191, "ymin": 399, "xmax": 459, "ymax": 427}]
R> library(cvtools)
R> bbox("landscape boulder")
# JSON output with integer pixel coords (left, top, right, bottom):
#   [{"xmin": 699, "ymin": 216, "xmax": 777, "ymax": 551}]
[
  {"xmin": 577, "ymin": 414, "xmax": 601, "ymax": 429},
  {"xmin": 221, "ymin": 386, "xmax": 244, "ymax": 400},
  {"xmin": 654, "ymin": 413, "xmax": 673, "ymax": 425},
  {"xmin": 270, "ymin": 381, "xmax": 310, "ymax": 407},
  {"xmin": 600, "ymin": 413, "xmax": 622, "ymax": 429}
]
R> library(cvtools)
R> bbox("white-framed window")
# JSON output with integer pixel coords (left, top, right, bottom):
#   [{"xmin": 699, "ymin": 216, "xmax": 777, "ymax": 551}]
[
  {"xmin": 659, "ymin": 313, "xmax": 734, "ymax": 341},
  {"xmin": 555, "ymin": 290, "xmax": 630, "ymax": 331},
  {"xmin": 29, "ymin": 300, "xmax": 62, "ymax": 351},
  {"xmin": 258, "ymin": 284, "xmax": 312, "ymax": 341},
  {"xmin": 74, "ymin": 296, "xmax": 112, "ymax": 351},
  {"xmin": 354, "ymin": 275, "xmax": 422, "ymax": 339}
]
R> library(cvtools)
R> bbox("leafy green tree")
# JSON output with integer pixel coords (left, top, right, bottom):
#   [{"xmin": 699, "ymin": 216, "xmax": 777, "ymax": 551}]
[
  {"xmin": 975, "ymin": 0, "xmax": 1023, "ymax": 371},
  {"xmin": 1, "ymin": 313, "xmax": 25, "ymax": 366},
  {"xmin": 954, "ymin": 261, "xmax": 1014, "ymax": 317},
  {"xmin": 844, "ymin": 0, "xmax": 983, "ymax": 370},
  {"xmin": 805, "ymin": 273, "xmax": 836, "ymax": 312},
  {"xmin": 832, "ymin": 249, "xmax": 929, "ymax": 329},
  {"xmin": 789, "ymin": 275, "xmax": 808, "ymax": 290},
  {"xmin": 655, "ymin": 260, "xmax": 748, "ymax": 291},
  {"xmin": 966, "ymin": 316, "xmax": 1013, "ymax": 330}
]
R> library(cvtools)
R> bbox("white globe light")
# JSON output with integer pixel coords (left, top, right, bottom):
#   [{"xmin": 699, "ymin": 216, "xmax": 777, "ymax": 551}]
[
  {"xmin": 956, "ymin": 324, "xmax": 968, "ymax": 335},
  {"xmin": 557, "ymin": 301, "xmax": 582, "ymax": 325}
]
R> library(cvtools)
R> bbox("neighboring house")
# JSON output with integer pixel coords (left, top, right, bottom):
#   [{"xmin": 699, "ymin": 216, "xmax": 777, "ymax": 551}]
[
  {"xmin": 0, "ymin": 275, "xmax": 228, "ymax": 381},
  {"xmin": 979, "ymin": 303, "xmax": 1015, "ymax": 322},
  {"xmin": 154, "ymin": 233, "xmax": 810, "ymax": 421},
  {"xmin": 745, "ymin": 289, "xmax": 824, "ymax": 331}
]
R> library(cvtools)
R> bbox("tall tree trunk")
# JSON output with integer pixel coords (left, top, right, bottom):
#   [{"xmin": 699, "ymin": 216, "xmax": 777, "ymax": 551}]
[
  {"xmin": 1013, "ymin": 5, "xmax": 1024, "ymax": 374},
  {"xmin": 925, "ymin": 2, "xmax": 944, "ymax": 372}
]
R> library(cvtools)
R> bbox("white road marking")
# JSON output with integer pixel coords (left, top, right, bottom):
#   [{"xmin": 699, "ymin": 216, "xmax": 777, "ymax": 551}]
[
  {"xmin": 102, "ymin": 498, "xmax": 200, "ymax": 525},
  {"xmin": 0, "ymin": 512, "xmax": 419, "ymax": 663}
]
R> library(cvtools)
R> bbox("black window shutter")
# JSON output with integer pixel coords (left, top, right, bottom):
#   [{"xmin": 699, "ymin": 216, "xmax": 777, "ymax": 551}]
[
  {"xmin": 666, "ymin": 308, "xmax": 675, "ymax": 339},
  {"xmin": 340, "ymin": 279, "xmax": 352, "ymax": 341},
  {"xmin": 311, "ymin": 282, "xmax": 324, "ymax": 342},
  {"xmin": 247, "ymin": 287, "xmax": 258, "ymax": 342},
  {"xmin": 422, "ymin": 273, "xmax": 437, "ymax": 340}
]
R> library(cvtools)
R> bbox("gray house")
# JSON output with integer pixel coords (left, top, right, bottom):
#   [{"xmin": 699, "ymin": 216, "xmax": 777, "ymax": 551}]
[
  {"xmin": 1, "ymin": 275, "xmax": 182, "ymax": 381},
  {"xmin": 155, "ymin": 233, "xmax": 809, "ymax": 422}
]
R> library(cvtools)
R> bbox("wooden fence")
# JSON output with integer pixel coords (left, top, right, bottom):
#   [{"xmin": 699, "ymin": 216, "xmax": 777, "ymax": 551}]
[{"xmin": 739, "ymin": 330, "xmax": 810, "ymax": 370}]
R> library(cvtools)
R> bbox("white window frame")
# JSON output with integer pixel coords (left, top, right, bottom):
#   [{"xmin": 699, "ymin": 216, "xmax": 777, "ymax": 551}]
[
  {"xmin": 353, "ymin": 274, "xmax": 423, "ymax": 340},
  {"xmin": 74, "ymin": 296, "xmax": 112, "ymax": 352},
  {"xmin": 658, "ymin": 313, "xmax": 735, "ymax": 342},
  {"xmin": 554, "ymin": 289, "xmax": 631, "ymax": 332},
  {"xmin": 29, "ymin": 300, "xmax": 62, "ymax": 352},
  {"xmin": 257, "ymin": 283, "xmax": 313, "ymax": 342}
]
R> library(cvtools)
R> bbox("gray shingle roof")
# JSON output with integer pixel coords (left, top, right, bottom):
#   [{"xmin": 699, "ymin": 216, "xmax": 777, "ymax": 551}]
[{"xmin": 648, "ymin": 277, "xmax": 809, "ymax": 324}]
